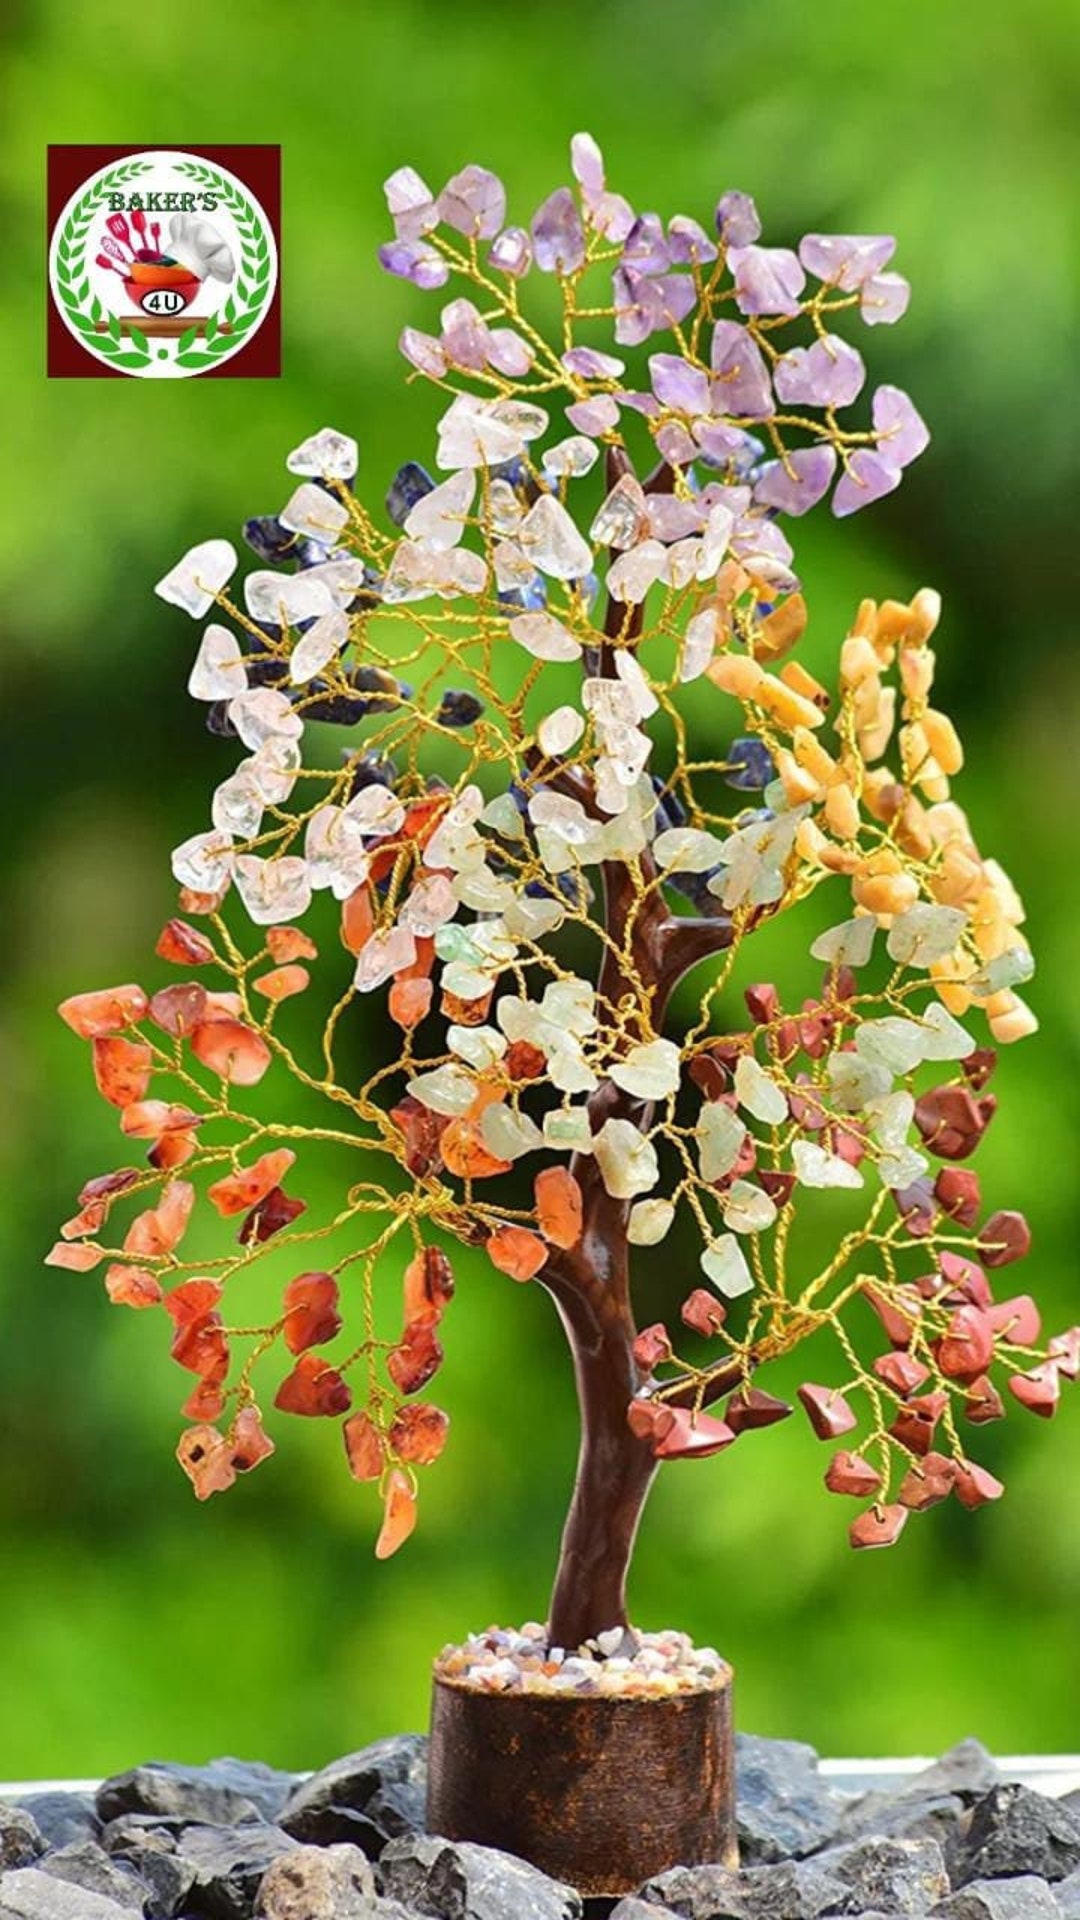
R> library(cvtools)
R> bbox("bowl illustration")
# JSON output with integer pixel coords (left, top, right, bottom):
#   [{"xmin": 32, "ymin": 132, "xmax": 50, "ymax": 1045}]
[{"xmin": 123, "ymin": 260, "xmax": 201, "ymax": 316}]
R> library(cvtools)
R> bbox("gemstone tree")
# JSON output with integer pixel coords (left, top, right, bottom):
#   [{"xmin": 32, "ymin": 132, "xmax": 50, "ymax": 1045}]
[{"xmin": 51, "ymin": 134, "xmax": 1073, "ymax": 1652}]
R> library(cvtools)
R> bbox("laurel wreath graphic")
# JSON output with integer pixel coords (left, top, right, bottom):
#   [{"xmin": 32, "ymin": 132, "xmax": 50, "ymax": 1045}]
[{"xmin": 52, "ymin": 157, "xmax": 274, "ymax": 376}]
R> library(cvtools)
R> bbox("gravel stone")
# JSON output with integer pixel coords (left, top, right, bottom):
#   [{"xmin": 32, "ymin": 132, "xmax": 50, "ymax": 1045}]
[
  {"xmin": 377, "ymin": 1833, "xmax": 581, "ymax": 1920},
  {"xmin": 254, "ymin": 1841, "xmax": 377, "ymax": 1917},
  {"xmin": 175, "ymin": 1824, "xmax": 300, "ymax": 1920},
  {"xmin": 638, "ymin": 1856, "xmax": 848, "ymax": 1918},
  {"xmin": 38, "ymin": 1842, "xmax": 146, "ymax": 1911},
  {"xmin": 812, "ymin": 1833, "xmax": 951, "ymax": 1913},
  {"xmin": 98, "ymin": 1762, "xmax": 298, "ymax": 1831},
  {"xmin": 0, "ymin": 1866, "xmax": 135, "ymax": 1918},
  {"xmin": 950, "ymin": 1785, "xmax": 1080, "ymax": 1886},
  {"xmin": 733, "ymin": 1733, "xmax": 849, "ymax": 1864},
  {"xmin": 1056, "ymin": 1867, "xmax": 1080, "ymax": 1917},
  {"xmin": 930, "ymin": 1875, "xmax": 1061, "ymax": 1917},
  {"xmin": 280, "ymin": 1738, "xmax": 427, "ymax": 1854},
  {"xmin": 610, "ymin": 1901, "xmax": 679, "ymax": 1920},
  {"xmin": 7, "ymin": 1794, "xmax": 100, "ymax": 1851},
  {"xmin": 0, "ymin": 1813, "xmax": 42, "ymax": 1874},
  {"xmin": 834, "ymin": 1742, "xmax": 1001, "ymax": 1851}
]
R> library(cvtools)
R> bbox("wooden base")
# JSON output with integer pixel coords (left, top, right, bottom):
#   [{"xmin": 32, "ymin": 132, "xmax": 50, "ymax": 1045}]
[
  {"xmin": 93, "ymin": 317, "xmax": 233, "ymax": 338},
  {"xmin": 427, "ymin": 1664, "xmax": 738, "ymax": 1896}
]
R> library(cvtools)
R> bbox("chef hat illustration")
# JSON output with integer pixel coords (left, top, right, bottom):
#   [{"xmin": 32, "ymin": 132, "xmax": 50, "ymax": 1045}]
[{"xmin": 167, "ymin": 213, "xmax": 236, "ymax": 283}]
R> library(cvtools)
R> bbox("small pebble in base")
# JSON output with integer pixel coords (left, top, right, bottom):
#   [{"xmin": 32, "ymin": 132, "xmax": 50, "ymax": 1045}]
[{"xmin": 433, "ymin": 1622, "xmax": 729, "ymax": 1696}]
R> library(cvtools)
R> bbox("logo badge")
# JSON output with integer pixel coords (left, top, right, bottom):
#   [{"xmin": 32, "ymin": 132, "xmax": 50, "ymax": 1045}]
[{"xmin": 47, "ymin": 146, "xmax": 280, "ymax": 378}]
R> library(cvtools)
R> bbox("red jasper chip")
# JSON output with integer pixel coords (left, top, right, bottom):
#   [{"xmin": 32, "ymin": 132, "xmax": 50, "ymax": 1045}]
[
  {"xmin": 862, "ymin": 1283, "xmax": 921, "ymax": 1349},
  {"xmin": 874, "ymin": 1352, "xmax": 931, "ymax": 1397},
  {"xmin": 387, "ymin": 1323, "xmax": 444, "ymax": 1396},
  {"xmin": 59, "ymin": 984, "xmax": 149, "ymax": 1039},
  {"xmin": 267, "ymin": 926, "xmax": 318, "ymax": 964},
  {"xmin": 275, "ymin": 1353, "xmax": 352, "ymax": 1417},
  {"xmin": 849, "ymin": 1504, "xmax": 909, "ymax": 1550},
  {"xmin": 390, "ymin": 1096, "xmax": 450, "ymax": 1178},
  {"xmin": 936, "ymin": 1306, "xmax": 996, "ymax": 1384},
  {"xmin": 724, "ymin": 1387, "xmax": 792, "ymax": 1435},
  {"xmin": 402, "ymin": 1248, "xmax": 455, "ymax": 1328},
  {"xmin": 343, "ymin": 1411, "xmax": 385, "ymax": 1482},
  {"xmin": 889, "ymin": 1390, "xmax": 948, "ymax": 1457},
  {"xmin": 176, "ymin": 1425, "xmax": 236, "ymax": 1500},
  {"xmin": 208, "ymin": 1149, "xmax": 297, "ymax": 1218},
  {"xmin": 504, "ymin": 1040, "xmax": 547, "ymax": 1081},
  {"xmin": 1008, "ymin": 1363, "xmax": 1060, "ymax": 1419},
  {"xmin": 124, "ymin": 1180, "xmax": 195, "ymax": 1257},
  {"xmin": 632, "ymin": 1324, "xmax": 673, "ymax": 1372},
  {"xmin": 626, "ymin": 1398, "xmax": 676, "ymax": 1444},
  {"xmin": 758, "ymin": 1170, "xmax": 797, "ymax": 1208},
  {"xmin": 1048, "ymin": 1328, "xmax": 1080, "ymax": 1380},
  {"xmin": 745, "ymin": 982, "xmax": 780, "ymax": 1024},
  {"xmin": 953, "ymin": 1459, "xmax": 1005, "ymax": 1509},
  {"xmin": 157, "ymin": 919, "xmax": 216, "ymax": 966},
  {"xmin": 933, "ymin": 1168, "xmax": 982, "ymax": 1227},
  {"xmin": 238, "ymin": 1187, "xmax": 306, "ymax": 1246},
  {"xmin": 898, "ymin": 1451, "xmax": 956, "ymax": 1511},
  {"xmin": 105, "ymin": 1263, "xmax": 163, "ymax": 1309},
  {"xmin": 190, "ymin": 1018, "xmax": 272, "ymax": 1086},
  {"xmin": 230, "ymin": 1405, "xmax": 275, "ymax": 1473},
  {"xmin": 825, "ymin": 1451, "xmax": 882, "ymax": 1497},
  {"xmin": 961, "ymin": 1048, "xmax": 997, "ymax": 1091},
  {"xmin": 390, "ymin": 1401, "xmax": 450, "ymax": 1466},
  {"xmin": 914, "ymin": 1086, "xmax": 993, "ymax": 1160},
  {"xmin": 680, "ymin": 1289, "xmax": 727, "ymax": 1337},
  {"xmin": 688, "ymin": 1053, "xmax": 730, "ymax": 1100},
  {"xmin": 891, "ymin": 1177, "xmax": 938, "ymax": 1237},
  {"xmin": 651, "ymin": 1408, "xmax": 737, "ymax": 1460},
  {"xmin": 282, "ymin": 1272, "xmax": 342, "ymax": 1354},
  {"xmin": 988, "ymin": 1295, "xmax": 1041, "ymax": 1347},
  {"xmin": 980, "ymin": 1210, "xmax": 1032, "ymax": 1269},
  {"xmin": 149, "ymin": 984, "xmax": 208, "ymax": 1039},
  {"xmin": 798, "ymin": 1383, "xmax": 858, "ymax": 1440},
  {"xmin": 963, "ymin": 1376, "xmax": 1005, "ymax": 1424},
  {"xmin": 92, "ymin": 1036, "xmax": 153, "ymax": 1109},
  {"xmin": 938, "ymin": 1251, "xmax": 993, "ymax": 1309}
]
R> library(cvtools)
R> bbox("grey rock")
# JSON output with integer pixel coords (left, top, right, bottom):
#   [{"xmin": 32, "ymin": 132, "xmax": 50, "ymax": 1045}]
[
  {"xmin": 610, "ymin": 1901, "xmax": 678, "ymax": 1920},
  {"xmin": 813, "ymin": 1834, "xmax": 951, "ymax": 1913},
  {"xmin": 98, "ymin": 1761, "xmax": 298, "ymax": 1830},
  {"xmin": 280, "ymin": 1737, "xmax": 427, "ymax": 1854},
  {"xmin": 101, "ymin": 1816, "xmax": 186, "ymax": 1857},
  {"xmin": 0, "ymin": 1865, "xmax": 134, "ymax": 1918},
  {"xmin": 639, "ymin": 1856, "xmax": 848, "ymax": 1918},
  {"xmin": 931, "ymin": 1875, "xmax": 1061, "ymax": 1917},
  {"xmin": 39, "ymin": 1842, "xmax": 146, "ymax": 1912},
  {"xmin": 904, "ymin": 1741, "xmax": 1001, "ymax": 1802},
  {"xmin": 835, "ymin": 1743, "xmax": 1001, "ymax": 1851},
  {"xmin": 8, "ymin": 1792, "xmax": 100, "ymax": 1850},
  {"xmin": 951, "ymin": 1785, "xmax": 1080, "ymax": 1886},
  {"xmin": 733, "ymin": 1734, "xmax": 849, "ymax": 1865},
  {"xmin": 1056, "ymin": 1867, "xmax": 1080, "ymax": 1917},
  {"xmin": 254, "ymin": 1841, "xmax": 378, "ymax": 1917},
  {"xmin": 174, "ymin": 1824, "xmax": 300, "ymax": 1920},
  {"xmin": 98, "ymin": 1809, "xmax": 199, "ymax": 1917},
  {"xmin": 377, "ymin": 1833, "xmax": 581, "ymax": 1920},
  {"xmin": 0, "ymin": 1813, "xmax": 42, "ymax": 1874}
]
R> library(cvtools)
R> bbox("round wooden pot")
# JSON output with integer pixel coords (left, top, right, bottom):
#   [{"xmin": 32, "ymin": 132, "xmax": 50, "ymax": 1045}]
[{"xmin": 426, "ymin": 1663, "xmax": 737, "ymax": 1896}]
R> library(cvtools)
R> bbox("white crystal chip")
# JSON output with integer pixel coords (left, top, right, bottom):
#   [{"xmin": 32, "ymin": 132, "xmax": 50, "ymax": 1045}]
[{"xmin": 155, "ymin": 539, "xmax": 237, "ymax": 620}]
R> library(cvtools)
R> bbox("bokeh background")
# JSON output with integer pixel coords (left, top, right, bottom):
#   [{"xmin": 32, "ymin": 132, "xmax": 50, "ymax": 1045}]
[{"xmin": 2, "ymin": 0, "xmax": 1078, "ymax": 1781}]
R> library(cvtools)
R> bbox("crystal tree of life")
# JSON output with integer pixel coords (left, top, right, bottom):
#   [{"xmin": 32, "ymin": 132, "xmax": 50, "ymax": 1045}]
[{"xmin": 52, "ymin": 134, "xmax": 1074, "ymax": 1667}]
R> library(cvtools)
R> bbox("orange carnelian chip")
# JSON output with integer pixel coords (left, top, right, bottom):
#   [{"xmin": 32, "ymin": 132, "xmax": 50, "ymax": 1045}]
[
  {"xmin": 389, "ymin": 977, "xmax": 433, "ymax": 1029},
  {"xmin": 534, "ymin": 1167, "xmax": 583, "ymax": 1250},
  {"xmin": 340, "ymin": 885, "xmax": 375, "ymax": 955},
  {"xmin": 253, "ymin": 964, "xmax": 310, "ymax": 1003},
  {"xmin": 504, "ymin": 1040, "xmax": 547, "ymax": 1080},
  {"xmin": 402, "ymin": 1247, "xmax": 455, "ymax": 1328},
  {"xmin": 207, "ymin": 1148, "xmax": 297, "ymax": 1218},
  {"xmin": 148, "ymin": 984, "xmax": 208, "ymax": 1037},
  {"xmin": 92, "ymin": 1035, "xmax": 153, "ymax": 1109},
  {"xmin": 275, "ymin": 1352, "xmax": 352, "ymax": 1416},
  {"xmin": 170, "ymin": 1315, "xmax": 229, "ymax": 1384},
  {"xmin": 375, "ymin": 1468, "xmax": 417, "ymax": 1559},
  {"xmin": 439, "ymin": 1119, "xmax": 511, "ymax": 1180},
  {"xmin": 105, "ymin": 1263, "xmax": 164, "ymax": 1308},
  {"xmin": 176, "ymin": 1425, "xmax": 236, "ymax": 1500},
  {"xmin": 343, "ymin": 1410, "xmax": 385, "ymax": 1482},
  {"xmin": 190, "ymin": 1018, "xmax": 271, "ymax": 1086},
  {"xmin": 156, "ymin": 919, "xmax": 216, "ymax": 966},
  {"xmin": 266, "ymin": 926, "xmax": 317, "ymax": 964},
  {"xmin": 403, "ymin": 795, "xmax": 449, "ymax": 846},
  {"xmin": 149, "ymin": 1129, "xmax": 198, "ymax": 1171},
  {"xmin": 387, "ymin": 1323, "xmax": 444, "ymax": 1394},
  {"xmin": 282, "ymin": 1272, "xmax": 342, "ymax": 1354},
  {"xmin": 183, "ymin": 1379, "xmax": 225, "ymax": 1421},
  {"xmin": 124, "ymin": 1180, "xmax": 195, "ymax": 1257},
  {"xmin": 120, "ymin": 1100, "xmax": 200, "ymax": 1141},
  {"xmin": 390, "ymin": 1402, "xmax": 449, "ymax": 1466},
  {"xmin": 45, "ymin": 1240, "xmax": 103, "ymax": 1271},
  {"xmin": 441, "ymin": 989, "xmax": 492, "ymax": 1026},
  {"xmin": 59, "ymin": 984, "xmax": 148, "ymax": 1039},
  {"xmin": 230, "ymin": 1405, "xmax": 275, "ymax": 1472},
  {"xmin": 486, "ymin": 1226, "xmax": 548, "ymax": 1282}
]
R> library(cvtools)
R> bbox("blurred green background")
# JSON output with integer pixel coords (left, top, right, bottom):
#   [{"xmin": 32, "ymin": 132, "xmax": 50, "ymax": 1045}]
[{"xmin": 2, "ymin": 0, "xmax": 1079, "ymax": 1781}]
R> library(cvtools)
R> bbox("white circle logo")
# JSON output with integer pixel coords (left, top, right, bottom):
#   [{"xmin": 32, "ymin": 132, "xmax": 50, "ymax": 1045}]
[{"xmin": 48, "ymin": 150, "xmax": 278, "ymax": 379}]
